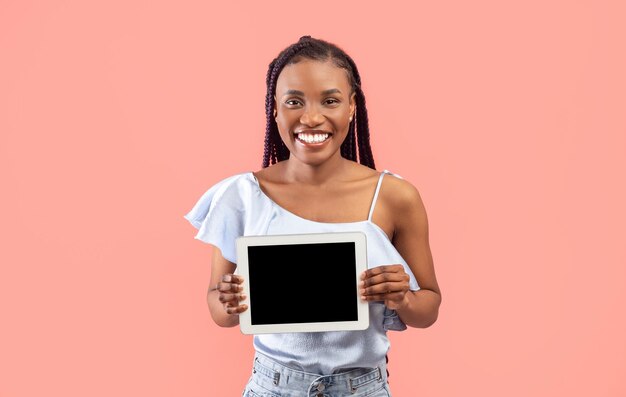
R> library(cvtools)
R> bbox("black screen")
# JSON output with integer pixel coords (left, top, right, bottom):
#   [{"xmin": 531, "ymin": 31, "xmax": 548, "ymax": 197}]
[{"xmin": 247, "ymin": 242, "xmax": 358, "ymax": 325}]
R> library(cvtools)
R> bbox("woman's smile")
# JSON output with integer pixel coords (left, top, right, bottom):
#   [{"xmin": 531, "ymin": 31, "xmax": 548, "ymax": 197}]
[{"xmin": 294, "ymin": 129, "xmax": 333, "ymax": 146}]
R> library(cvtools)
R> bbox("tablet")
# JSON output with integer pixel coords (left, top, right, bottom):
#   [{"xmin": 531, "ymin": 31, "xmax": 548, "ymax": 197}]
[{"xmin": 235, "ymin": 232, "xmax": 369, "ymax": 334}]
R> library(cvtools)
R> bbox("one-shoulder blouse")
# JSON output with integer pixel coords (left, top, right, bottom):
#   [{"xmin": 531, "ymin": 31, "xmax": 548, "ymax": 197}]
[{"xmin": 184, "ymin": 170, "xmax": 420, "ymax": 374}]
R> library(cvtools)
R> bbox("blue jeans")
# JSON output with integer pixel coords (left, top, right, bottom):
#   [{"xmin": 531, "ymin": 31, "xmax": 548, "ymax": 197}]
[{"xmin": 242, "ymin": 353, "xmax": 392, "ymax": 397}]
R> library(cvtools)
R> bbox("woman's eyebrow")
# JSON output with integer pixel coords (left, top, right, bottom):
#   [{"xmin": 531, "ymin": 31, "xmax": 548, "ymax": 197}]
[{"xmin": 282, "ymin": 88, "xmax": 343, "ymax": 96}]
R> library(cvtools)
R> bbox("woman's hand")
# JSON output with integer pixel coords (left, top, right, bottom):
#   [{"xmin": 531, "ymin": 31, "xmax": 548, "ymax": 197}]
[
  {"xmin": 214, "ymin": 273, "xmax": 248, "ymax": 315},
  {"xmin": 360, "ymin": 265, "xmax": 411, "ymax": 310}
]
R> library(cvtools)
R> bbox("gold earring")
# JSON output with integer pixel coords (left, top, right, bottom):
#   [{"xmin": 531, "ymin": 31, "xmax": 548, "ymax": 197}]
[{"xmin": 349, "ymin": 115, "xmax": 353, "ymax": 121}]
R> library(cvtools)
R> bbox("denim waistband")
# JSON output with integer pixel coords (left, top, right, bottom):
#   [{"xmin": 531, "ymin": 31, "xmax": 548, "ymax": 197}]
[{"xmin": 245, "ymin": 352, "xmax": 389, "ymax": 396}]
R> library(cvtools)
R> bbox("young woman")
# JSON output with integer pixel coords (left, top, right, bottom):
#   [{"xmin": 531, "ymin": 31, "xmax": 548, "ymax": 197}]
[{"xmin": 185, "ymin": 35, "xmax": 441, "ymax": 397}]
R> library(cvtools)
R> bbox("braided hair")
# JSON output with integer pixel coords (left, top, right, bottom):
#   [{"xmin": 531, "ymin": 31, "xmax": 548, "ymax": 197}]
[{"xmin": 262, "ymin": 35, "xmax": 376, "ymax": 170}]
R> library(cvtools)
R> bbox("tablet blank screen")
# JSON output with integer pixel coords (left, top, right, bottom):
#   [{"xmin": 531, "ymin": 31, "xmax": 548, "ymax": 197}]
[{"xmin": 247, "ymin": 242, "xmax": 358, "ymax": 326}]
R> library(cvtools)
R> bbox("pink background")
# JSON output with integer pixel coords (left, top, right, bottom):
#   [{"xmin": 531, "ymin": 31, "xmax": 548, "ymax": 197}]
[{"xmin": 1, "ymin": 1, "xmax": 625, "ymax": 396}]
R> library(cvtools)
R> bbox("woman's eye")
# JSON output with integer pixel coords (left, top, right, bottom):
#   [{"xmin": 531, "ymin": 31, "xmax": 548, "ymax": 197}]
[{"xmin": 285, "ymin": 98, "xmax": 339, "ymax": 106}]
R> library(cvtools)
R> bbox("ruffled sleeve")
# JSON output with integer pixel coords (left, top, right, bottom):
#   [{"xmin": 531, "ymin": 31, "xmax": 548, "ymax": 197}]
[{"xmin": 183, "ymin": 173, "xmax": 247, "ymax": 264}]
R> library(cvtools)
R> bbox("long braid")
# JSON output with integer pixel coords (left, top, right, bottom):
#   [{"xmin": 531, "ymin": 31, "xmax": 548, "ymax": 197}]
[
  {"xmin": 262, "ymin": 36, "xmax": 376, "ymax": 170},
  {"xmin": 340, "ymin": 119, "xmax": 356, "ymax": 159},
  {"xmin": 262, "ymin": 38, "xmax": 314, "ymax": 167},
  {"xmin": 342, "ymin": 53, "xmax": 375, "ymax": 169},
  {"xmin": 354, "ymin": 86, "xmax": 375, "ymax": 169},
  {"xmin": 263, "ymin": 60, "xmax": 276, "ymax": 167}
]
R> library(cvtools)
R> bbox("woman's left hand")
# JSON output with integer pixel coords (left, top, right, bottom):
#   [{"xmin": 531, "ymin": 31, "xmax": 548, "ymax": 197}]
[{"xmin": 360, "ymin": 264, "xmax": 411, "ymax": 310}]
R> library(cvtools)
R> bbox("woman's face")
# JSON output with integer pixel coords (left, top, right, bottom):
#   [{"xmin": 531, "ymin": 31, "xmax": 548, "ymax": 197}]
[{"xmin": 274, "ymin": 59, "xmax": 356, "ymax": 167}]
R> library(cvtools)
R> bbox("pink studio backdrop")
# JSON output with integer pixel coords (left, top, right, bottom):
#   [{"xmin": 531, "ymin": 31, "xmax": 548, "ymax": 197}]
[{"xmin": 1, "ymin": 1, "xmax": 625, "ymax": 396}]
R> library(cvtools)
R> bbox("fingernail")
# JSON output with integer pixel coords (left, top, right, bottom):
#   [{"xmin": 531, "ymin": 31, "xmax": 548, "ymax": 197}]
[{"xmin": 359, "ymin": 281, "xmax": 364, "ymax": 287}]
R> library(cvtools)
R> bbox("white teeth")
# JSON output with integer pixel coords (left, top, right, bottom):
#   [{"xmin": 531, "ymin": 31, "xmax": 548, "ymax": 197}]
[{"xmin": 297, "ymin": 133, "xmax": 329, "ymax": 143}]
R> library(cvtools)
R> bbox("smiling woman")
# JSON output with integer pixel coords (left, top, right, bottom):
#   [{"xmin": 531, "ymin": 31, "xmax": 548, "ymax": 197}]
[
  {"xmin": 262, "ymin": 36, "xmax": 375, "ymax": 170},
  {"xmin": 184, "ymin": 35, "xmax": 441, "ymax": 397},
  {"xmin": 274, "ymin": 61, "xmax": 355, "ymax": 166}
]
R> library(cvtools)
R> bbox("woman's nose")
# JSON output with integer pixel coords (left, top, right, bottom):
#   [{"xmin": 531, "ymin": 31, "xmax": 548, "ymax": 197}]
[{"xmin": 299, "ymin": 106, "xmax": 324, "ymax": 126}]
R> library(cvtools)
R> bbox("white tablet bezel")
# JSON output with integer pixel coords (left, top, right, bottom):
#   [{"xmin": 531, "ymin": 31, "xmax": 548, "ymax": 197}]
[{"xmin": 235, "ymin": 232, "xmax": 369, "ymax": 335}]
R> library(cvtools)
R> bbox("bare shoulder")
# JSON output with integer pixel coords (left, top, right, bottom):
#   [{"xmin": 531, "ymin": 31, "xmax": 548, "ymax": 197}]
[
  {"xmin": 379, "ymin": 173, "xmax": 429, "ymax": 235},
  {"xmin": 383, "ymin": 174, "xmax": 425, "ymax": 211}
]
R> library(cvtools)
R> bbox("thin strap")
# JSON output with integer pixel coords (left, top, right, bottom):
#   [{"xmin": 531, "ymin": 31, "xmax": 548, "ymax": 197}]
[{"xmin": 367, "ymin": 170, "xmax": 390, "ymax": 221}]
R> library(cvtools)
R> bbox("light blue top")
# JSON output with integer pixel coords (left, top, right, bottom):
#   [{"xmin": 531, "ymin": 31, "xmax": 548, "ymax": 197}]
[{"xmin": 184, "ymin": 170, "xmax": 420, "ymax": 374}]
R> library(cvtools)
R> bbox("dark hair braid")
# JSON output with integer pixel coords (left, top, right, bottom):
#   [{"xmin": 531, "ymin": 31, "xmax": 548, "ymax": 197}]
[
  {"xmin": 354, "ymin": 85, "xmax": 375, "ymax": 168},
  {"xmin": 262, "ymin": 36, "xmax": 375, "ymax": 169}
]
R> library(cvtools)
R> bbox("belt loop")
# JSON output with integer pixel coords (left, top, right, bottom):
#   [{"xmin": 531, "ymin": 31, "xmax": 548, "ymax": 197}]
[
  {"xmin": 348, "ymin": 378, "xmax": 356, "ymax": 394},
  {"xmin": 273, "ymin": 371, "xmax": 280, "ymax": 386},
  {"xmin": 377, "ymin": 366, "xmax": 382, "ymax": 381}
]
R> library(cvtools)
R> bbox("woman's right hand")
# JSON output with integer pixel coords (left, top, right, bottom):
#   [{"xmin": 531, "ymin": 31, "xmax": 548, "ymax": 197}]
[{"xmin": 215, "ymin": 273, "xmax": 248, "ymax": 315}]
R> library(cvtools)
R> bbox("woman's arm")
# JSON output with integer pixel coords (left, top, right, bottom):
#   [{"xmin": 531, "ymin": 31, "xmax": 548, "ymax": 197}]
[
  {"xmin": 207, "ymin": 246, "xmax": 247, "ymax": 327},
  {"xmin": 390, "ymin": 178, "xmax": 441, "ymax": 328},
  {"xmin": 360, "ymin": 176, "xmax": 442, "ymax": 328}
]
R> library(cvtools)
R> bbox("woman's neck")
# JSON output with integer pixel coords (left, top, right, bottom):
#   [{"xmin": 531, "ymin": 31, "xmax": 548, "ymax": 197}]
[{"xmin": 282, "ymin": 154, "xmax": 351, "ymax": 186}]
